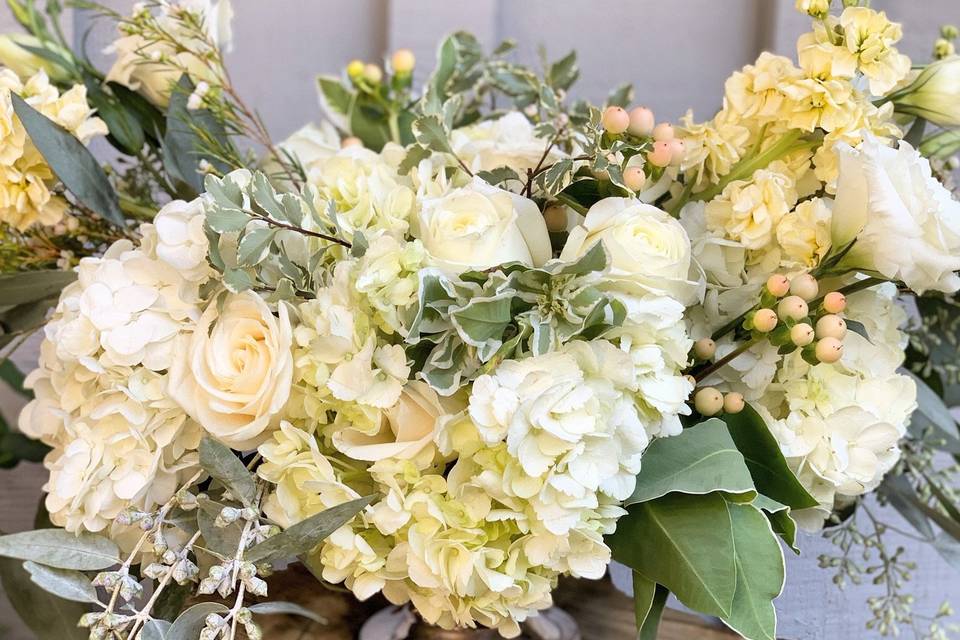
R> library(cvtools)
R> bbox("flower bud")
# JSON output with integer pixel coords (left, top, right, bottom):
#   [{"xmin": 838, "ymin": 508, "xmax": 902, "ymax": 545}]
[
  {"xmin": 778, "ymin": 295, "xmax": 809, "ymax": 321},
  {"xmin": 892, "ymin": 56, "xmax": 960, "ymax": 127},
  {"xmin": 790, "ymin": 322, "xmax": 815, "ymax": 347},
  {"xmin": 765, "ymin": 274, "xmax": 790, "ymax": 297},
  {"xmin": 822, "ymin": 291, "xmax": 846, "ymax": 314},
  {"xmin": 942, "ymin": 25, "xmax": 959, "ymax": 40},
  {"xmin": 694, "ymin": 387, "xmax": 724, "ymax": 416},
  {"xmin": 752, "ymin": 308, "xmax": 779, "ymax": 333},
  {"xmin": 363, "ymin": 63, "xmax": 383, "ymax": 84},
  {"xmin": 623, "ymin": 166, "xmax": 647, "ymax": 191},
  {"xmin": 789, "ymin": 273, "xmax": 819, "ymax": 301},
  {"xmin": 601, "ymin": 106, "xmax": 630, "ymax": 134},
  {"xmin": 391, "ymin": 48, "xmax": 416, "ymax": 75},
  {"xmin": 0, "ymin": 34, "xmax": 71, "ymax": 82},
  {"xmin": 647, "ymin": 140, "xmax": 672, "ymax": 167},
  {"xmin": 723, "ymin": 392, "xmax": 745, "ymax": 414},
  {"xmin": 934, "ymin": 38, "xmax": 956, "ymax": 60},
  {"xmin": 543, "ymin": 204, "xmax": 568, "ymax": 232},
  {"xmin": 693, "ymin": 338, "xmax": 716, "ymax": 360},
  {"xmin": 627, "ymin": 106, "xmax": 655, "ymax": 136},
  {"xmin": 346, "ymin": 59, "xmax": 364, "ymax": 79},
  {"xmin": 815, "ymin": 314, "xmax": 847, "ymax": 339},
  {"xmin": 652, "ymin": 122, "xmax": 674, "ymax": 141},
  {"xmin": 815, "ymin": 337, "xmax": 844, "ymax": 363}
]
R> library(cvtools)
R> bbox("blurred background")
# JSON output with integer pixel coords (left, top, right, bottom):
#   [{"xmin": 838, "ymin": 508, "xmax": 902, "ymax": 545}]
[{"xmin": 1, "ymin": 1, "xmax": 959, "ymax": 638}]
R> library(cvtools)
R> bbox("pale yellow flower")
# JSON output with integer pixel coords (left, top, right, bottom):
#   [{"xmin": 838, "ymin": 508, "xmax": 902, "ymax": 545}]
[
  {"xmin": 725, "ymin": 53, "xmax": 803, "ymax": 121},
  {"xmin": 838, "ymin": 7, "xmax": 911, "ymax": 95},
  {"xmin": 776, "ymin": 197, "xmax": 832, "ymax": 268},
  {"xmin": 795, "ymin": 0, "xmax": 829, "ymax": 19},
  {"xmin": 0, "ymin": 148, "xmax": 67, "ymax": 229},
  {"xmin": 780, "ymin": 75, "xmax": 855, "ymax": 132},
  {"xmin": 704, "ymin": 161, "xmax": 798, "ymax": 250},
  {"xmin": 679, "ymin": 109, "xmax": 751, "ymax": 189}
]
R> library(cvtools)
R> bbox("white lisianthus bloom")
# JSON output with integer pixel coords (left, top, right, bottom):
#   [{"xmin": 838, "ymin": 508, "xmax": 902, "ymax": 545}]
[
  {"xmin": 170, "ymin": 291, "xmax": 294, "ymax": 449},
  {"xmin": 450, "ymin": 111, "xmax": 562, "ymax": 174},
  {"xmin": 413, "ymin": 176, "xmax": 551, "ymax": 274},
  {"xmin": 892, "ymin": 56, "xmax": 960, "ymax": 127},
  {"xmin": 147, "ymin": 198, "xmax": 212, "ymax": 282},
  {"xmin": 276, "ymin": 121, "xmax": 340, "ymax": 169},
  {"xmin": 105, "ymin": 0, "xmax": 233, "ymax": 107},
  {"xmin": 832, "ymin": 137, "xmax": 960, "ymax": 293},
  {"xmin": 561, "ymin": 197, "xmax": 699, "ymax": 304}
]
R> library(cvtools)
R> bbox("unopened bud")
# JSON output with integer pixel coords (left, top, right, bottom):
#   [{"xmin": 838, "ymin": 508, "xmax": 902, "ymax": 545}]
[
  {"xmin": 363, "ymin": 63, "xmax": 383, "ymax": 84},
  {"xmin": 815, "ymin": 337, "xmax": 844, "ymax": 363},
  {"xmin": 943, "ymin": 25, "xmax": 959, "ymax": 40},
  {"xmin": 543, "ymin": 204, "xmax": 568, "ymax": 232},
  {"xmin": 694, "ymin": 387, "xmax": 724, "ymax": 416},
  {"xmin": 752, "ymin": 308, "xmax": 779, "ymax": 333},
  {"xmin": 789, "ymin": 273, "xmax": 819, "ymax": 301},
  {"xmin": 693, "ymin": 338, "xmax": 717, "ymax": 360},
  {"xmin": 815, "ymin": 314, "xmax": 847, "ymax": 340},
  {"xmin": 723, "ymin": 392, "xmax": 745, "ymax": 414},
  {"xmin": 346, "ymin": 59, "xmax": 364, "ymax": 79},
  {"xmin": 778, "ymin": 295, "xmax": 809, "ymax": 321},
  {"xmin": 601, "ymin": 106, "xmax": 630, "ymax": 134},
  {"xmin": 766, "ymin": 274, "xmax": 790, "ymax": 297},
  {"xmin": 391, "ymin": 48, "xmax": 416, "ymax": 74}
]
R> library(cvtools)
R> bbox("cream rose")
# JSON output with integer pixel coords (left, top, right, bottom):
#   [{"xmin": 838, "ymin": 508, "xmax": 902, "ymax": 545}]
[
  {"xmin": 413, "ymin": 176, "xmax": 551, "ymax": 273},
  {"xmin": 170, "ymin": 291, "xmax": 293, "ymax": 449},
  {"xmin": 450, "ymin": 111, "xmax": 562, "ymax": 174},
  {"xmin": 832, "ymin": 136, "xmax": 960, "ymax": 293},
  {"xmin": 333, "ymin": 380, "xmax": 455, "ymax": 464},
  {"xmin": 561, "ymin": 197, "xmax": 698, "ymax": 304}
]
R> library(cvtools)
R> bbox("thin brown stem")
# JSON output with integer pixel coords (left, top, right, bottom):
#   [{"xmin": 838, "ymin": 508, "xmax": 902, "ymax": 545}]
[
  {"xmin": 693, "ymin": 338, "xmax": 758, "ymax": 382},
  {"xmin": 249, "ymin": 211, "xmax": 351, "ymax": 248}
]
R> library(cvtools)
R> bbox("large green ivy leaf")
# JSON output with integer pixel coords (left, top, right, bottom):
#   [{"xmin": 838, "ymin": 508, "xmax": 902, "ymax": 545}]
[
  {"xmin": 608, "ymin": 492, "xmax": 737, "ymax": 618},
  {"xmin": 11, "ymin": 94, "xmax": 123, "ymax": 225},
  {"xmin": 722, "ymin": 405, "xmax": 819, "ymax": 509},
  {"xmin": 720, "ymin": 501, "xmax": 785, "ymax": 640},
  {"xmin": 626, "ymin": 419, "xmax": 755, "ymax": 505}
]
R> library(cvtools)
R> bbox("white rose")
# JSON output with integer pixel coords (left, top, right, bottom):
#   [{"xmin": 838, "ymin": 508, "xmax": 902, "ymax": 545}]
[
  {"xmin": 150, "ymin": 198, "xmax": 211, "ymax": 282},
  {"xmin": 413, "ymin": 176, "xmax": 551, "ymax": 273},
  {"xmin": 832, "ymin": 136, "xmax": 960, "ymax": 293},
  {"xmin": 450, "ymin": 111, "xmax": 562, "ymax": 174},
  {"xmin": 170, "ymin": 291, "xmax": 293, "ymax": 449},
  {"xmin": 561, "ymin": 197, "xmax": 699, "ymax": 304}
]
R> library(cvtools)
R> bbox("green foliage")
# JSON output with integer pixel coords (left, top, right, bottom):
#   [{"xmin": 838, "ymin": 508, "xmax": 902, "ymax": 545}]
[
  {"xmin": 163, "ymin": 75, "xmax": 231, "ymax": 195},
  {"xmin": 0, "ymin": 529, "xmax": 120, "ymax": 570},
  {"xmin": 632, "ymin": 573, "xmax": 668, "ymax": 640},
  {"xmin": 199, "ymin": 436, "xmax": 257, "ymax": 508},
  {"xmin": 0, "ymin": 555, "xmax": 88, "ymax": 640},
  {"xmin": 11, "ymin": 93, "xmax": 123, "ymax": 225}
]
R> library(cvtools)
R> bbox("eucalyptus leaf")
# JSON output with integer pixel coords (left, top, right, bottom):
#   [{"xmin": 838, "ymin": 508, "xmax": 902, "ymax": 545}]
[
  {"xmin": 880, "ymin": 473, "xmax": 935, "ymax": 539},
  {"xmin": 626, "ymin": 419, "xmax": 755, "ymax": 505},
  {"xmin": 248, "ymin": 600, "xmax": 326, "ymax": 623},
  {"xmin": 244, "ymin": 495, "xmax": 374, "ymax": 564},
  {"xmin": 0, "ymin": 269, "xmax": 76, "ymax": 306},
  {"xmin": 722, "ymin": 405, "xmax": 819, "ymax": 509},
  {"xmin": 142, "ymin": 619, "xmax": 172, "ymax": 640},
  {"xmin": 0, "ymin": 555, "xmax": 88, "ymax": 640},
  {"xmin": 905, "ymin": 370, "xmax": 960, "ymax": 453},
  {"xmin": 11, "ymin": 94, "xmax": 123, "ymax": 225},
  {"xmin": 0, "ymin": 529, "xmax": 119, "ymax": 570},
  {"xmin": 163, "ymin": 75, "xmax": 227, "ymax": 194},
  {"xmin": 199, "ymin": 436, "xmax": 257, "ymax": 508},
  {"xmin": 167, "ymin": 602, "xmax": 228, "ymax": 640},
  {"xmin": 23, "ymin": 560, "xmax": 99, "ymax": 603},
  {"xmin": 608, "ymin": 492, "xmax": 737, "ymax": 618}
]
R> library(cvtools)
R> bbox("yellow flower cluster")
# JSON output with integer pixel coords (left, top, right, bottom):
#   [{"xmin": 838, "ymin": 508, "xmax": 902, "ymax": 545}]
[{"xmin": 0, "ymin": 69, "xmax": 106, "ymax": 229}]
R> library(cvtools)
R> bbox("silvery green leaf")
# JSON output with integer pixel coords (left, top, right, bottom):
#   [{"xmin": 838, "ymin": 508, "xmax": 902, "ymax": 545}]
[
  {"xmin": 0, "ymin": 555, "xmax": 88, "ymax": 640},
  {"xmin": 0, "ymin": 529, "xmax": 119, "ymax": 570},
  {"xmin": 412, "ymin": 115, "xmax": 454, "ymax": 155},
  {"xmin": 0, "ymin": 269, "xmax": 76, "ymax": 306},
  {"xmin": 23, "ymin": 560, "xmax": 99, "ymax": 603},
  {"xmin": 248, "ymin": 601, "xmax": 326, "ymax": 623},
  {"xmin": 547, "ymin": 50, "xmax": 579, "ymax": 91},
  {"xmin": 196, "ymin": 498, "xmax": 242, "ymax": 558},
  {"xmin": 539, "ymin": 84, "xmax": 559, "ymax": 112},
  {"xmin": 205, "ymin": 173, "xmax": 245, "ymax": 207},
  {"xmin": 163, "ymin": 75, "xmax": 227, "ymax": 195},
  {"xmin": 904, "ymin": 370, "xmax": 960, "ymax": 452},
  {"xmin": 317, "ymin": 76, "xmax": 353, "ymax": 118},
  {"xmin": 607, "ymin": 164, "xmax": 628, "ymax": 191},
  {"xmin": 167, "ymin": 602, "xmax": 228, "ymax": 640},
  {"xmin": 237, "ymin": 227, "xmax": 277, "ymax": 267},
  {"xmin": 752, "ymin": 495, "xmax": 799, "ymax": 554},
  {"xmin": 199, "ymin": 437, "xmax": 257, "ymax": 508},
  {"xmin": 204, "ymin": 207, "xmax": 249, "ymax": 233},
  {"xmin": 541, "ymin": 158, "xmax": 574, "ymax": 195},
  {"xmin": 280, "ymin": 193, "xmax": 305, "ymax": 227},
  {"xmin": 142, "ymin": 619, "xmax": 172, "ymax": 640},
  {"xmin": 223, "ymin": 268, "xmax": 253, "ymax": 294},
  {"xmin": 450, "ymin": 296, "xmax": 512, "ymax": 349},
  {"xmin": 530, "ymin": 319, "xmax": 555, "ymax": 356},
  {"xmin": 11, "ymin": 94, "xmax": 123, "ymax": 225},
  {"xmin": 266, "ymin": 278, "xmax": 297, "ymax": 303},
  {"xmin": 557, "ymin": 241, "xmax": 608, "ymax": 276},
  {"xmin": 350, "ymin": 230, "xmax": 368, "ymax": 258},
  {"xmin": 251, "ymin": 172, "xmax": 285, "ymax": 220},
  {"xmin": 493, "ymin": 39, "xmax": 517, "ymax": 55},
  {"xmin": 477, "ymin": 167, "xmax": 520, "ymax": 187},
  {"xmin": 607, "ymin": 82, "xmax": 634, "ymax": 108},
  {"xmin": 398, "ymin": 144, "xmax": 432, "ymax": 174},
  {"xmin": 244, "ymin": 496, "xmax": 374, "ymax": 564}
]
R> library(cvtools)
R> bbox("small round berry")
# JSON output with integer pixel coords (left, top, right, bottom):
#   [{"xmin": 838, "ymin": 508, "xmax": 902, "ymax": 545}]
[
  {"xmin": 363, "ymin": 63, "xmax": 383, "ymax": 84},
  {"xmin": 777, "ymin": 295, "xmax": 809, "ymax": 321},
  {"xmin": 753, "ymin": 308, "xmax": 779, "ymax": 333},
  {"xmin": 822, "ymin": 291, "xmax": 847, "ymax": 314},
  {"xmin": 815, "ymin": 314, "xmax": 847, "ymax": 340},
  {"xmin": 647, "ymin": 140, "xmax": 672, "ymax": 167},
  {"xmin": 652, "ymin": 122, "xmax": 674, "ymax": 141},
  {"xmin": 623, "ymin": 166, "xmax": 647, "ymax": 191},
  {"xmin": 346, "ymin": 59, "xmax": 364, "ymax": 79},
  {"xmin": 789, "ymin": 273, "xmax": 819, "ymax": 301},
  {"xmin": 627, "ymin": 106, "xmax": 655, "ymax": 136},
  {"xmin": 765, "ymin": 274, "xmax": 790, "ymax": 298},
  {"xmin": 601, "ymin": 106, "xmax": 630, "ymax": 134},
  {"xmin": 391, "ymin": 48, "xmax": 416, "ymax": 74},
  {"xmin": 694, "ymin": 387, "xmax": 724, "ymax": 416},
  {"xmin": 341, "ymin": 136, "xmax": 362, "ymax": 148},
  {"xmin": 667, "ymin": 139, "xmax": 685, "ymax": 166},
  {"xmin": 723, "ymin": 392, "xmax": 745, "ymax": 414},
  {"xmin": 790, "ymin": 322, "xmax": 815, "ymax": 347},
  {"xmin": 543, "ymin": 205, "xmax": 568, "ymax": 232},
  {"xmin": 693, "ymin": 338, "xmax": 717, "ymax": 360},
  {"xmin": 815, "ymin": 337, "xmax": 844, "ymax": 363}
]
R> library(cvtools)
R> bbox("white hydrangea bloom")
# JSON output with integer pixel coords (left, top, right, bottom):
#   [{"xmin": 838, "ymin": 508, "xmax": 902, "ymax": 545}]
[{"xmin": 147, "ymin": 198, "xmax": 212, "ymax": 282}]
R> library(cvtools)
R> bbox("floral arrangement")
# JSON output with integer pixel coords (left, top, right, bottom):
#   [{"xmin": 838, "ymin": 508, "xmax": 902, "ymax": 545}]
[{"xmin": 0, "ymin": 1, "xmax": 959, "ymax": 639}]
